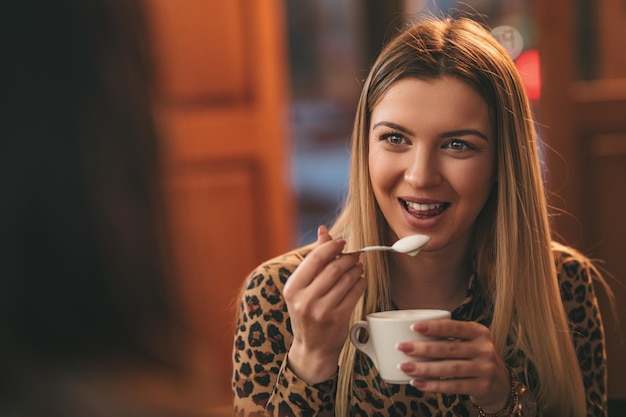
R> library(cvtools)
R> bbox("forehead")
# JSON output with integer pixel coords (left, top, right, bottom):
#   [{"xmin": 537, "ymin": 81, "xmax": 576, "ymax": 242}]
[{"xmin": 370, "ymin": 77, "xmax": 492, "ymax": 135}]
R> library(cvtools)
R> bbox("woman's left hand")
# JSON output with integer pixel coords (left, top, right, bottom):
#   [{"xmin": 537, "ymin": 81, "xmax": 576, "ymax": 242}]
[{"xmin": 396, "ymin": 319, "xmax": 510, "ymax": 413}]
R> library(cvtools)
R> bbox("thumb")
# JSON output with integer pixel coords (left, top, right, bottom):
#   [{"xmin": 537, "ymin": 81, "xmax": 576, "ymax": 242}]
[{"xmin": 317, "ymin": 224, "xmax": 333, "ymax": 245}]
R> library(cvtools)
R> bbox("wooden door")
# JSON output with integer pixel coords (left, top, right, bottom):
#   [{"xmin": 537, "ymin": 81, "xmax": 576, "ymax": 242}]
[
  {"xmin": 143, "ymin": 0, "xmax": 294, "ymax": 409},
  {"xmin": 534, "ymin": 0, "xmax": 626, "ymax": 412}
]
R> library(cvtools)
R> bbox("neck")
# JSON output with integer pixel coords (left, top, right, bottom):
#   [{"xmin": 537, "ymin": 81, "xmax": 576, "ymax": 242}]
[{"xmin": 389, "ymin": 244, "xmax": 472, "ymax": 311}]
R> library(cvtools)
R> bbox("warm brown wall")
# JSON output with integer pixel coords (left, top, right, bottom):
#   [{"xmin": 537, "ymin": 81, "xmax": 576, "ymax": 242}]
[
  {"xmin": 143, "ymin": 0, "xmax": 294, "ymax": 409},
  {"xmin": 534, "ymin": 0, "xmax": 626, "ymax": 405},
  {"xmin": 597, "ymin": 0, "xmax": 626, "ymax": 79}
]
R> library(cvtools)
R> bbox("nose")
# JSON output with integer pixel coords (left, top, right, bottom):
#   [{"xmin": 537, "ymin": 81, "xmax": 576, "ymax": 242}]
[{"xmin": 404, "ymin": 147, "xmax": 442, "ymax": 189}]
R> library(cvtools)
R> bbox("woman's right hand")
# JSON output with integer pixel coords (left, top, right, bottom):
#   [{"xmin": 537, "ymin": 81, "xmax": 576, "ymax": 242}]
[{"xmin": 283, "ymin": 225, "xmax": 366, "ymax": 384}]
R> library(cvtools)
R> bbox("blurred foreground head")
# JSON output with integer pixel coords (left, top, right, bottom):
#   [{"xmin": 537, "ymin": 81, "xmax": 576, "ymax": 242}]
[{"xmin": 1, "ymin": 0, "xmax": 187, "ymax": 414}]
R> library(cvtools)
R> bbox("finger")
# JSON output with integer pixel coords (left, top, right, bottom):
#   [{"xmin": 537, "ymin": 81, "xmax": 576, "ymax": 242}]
[
  {"xmin": 303, "ymin": 255, "xmax": 363, "ymax": 303},
  {"xmin": 285, "ymin": 239, "xmax": 348, "ymax": 291},
  {"xmin": 412, "ymin": 319, "xmax": 490, "ymax": 341},
  {"xmin": 399, "ymin": 359, "xmax": 476, "ymax": 380},
  {"xmin": 317, "ymin": 224, "xmax": 332, "ymax": 245},
  {"xmin": 409, "ymin": 375, "xmax": 477, "ymax": 395},
  {"xmin": 317, "ymin": 251, "xmax": 361, "ymax": 281},
  {"xmin": 409, "ymin": 366, "xmax": 507, "ymax": 403},
  {"xmin": 397, "ymin": 338, "xmax": 476, "ymax": 360},
  {"xmin": 336, "ymin": 273, "xmax": 367, "ymax": 312},
  {"xmin": 317, "ymin": 261, "xmax": 365, "ymax": 308}
]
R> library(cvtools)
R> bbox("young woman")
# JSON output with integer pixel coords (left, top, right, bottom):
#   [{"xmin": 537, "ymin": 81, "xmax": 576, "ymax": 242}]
[{"xmin": 232, "ymin": 17, "xmax": 607, "ymax": 417}]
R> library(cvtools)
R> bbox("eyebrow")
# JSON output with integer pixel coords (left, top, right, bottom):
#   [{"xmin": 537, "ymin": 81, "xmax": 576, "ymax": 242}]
[
  {"xmin": 372, "ymin": 121, "xmax": 415, "ymax": 136},
  {"xmin": 444, "ymin": 129, "xmax": 490, "ymax": 142},
  {"xmin": 372, "ymin": 121, "xmax": 490, "ymax": 142}
]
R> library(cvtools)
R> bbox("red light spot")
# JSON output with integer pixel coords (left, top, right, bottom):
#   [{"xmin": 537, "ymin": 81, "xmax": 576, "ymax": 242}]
[{"xmin": 515, "ymin": 49, "xmax": 541, "ymax": 102}]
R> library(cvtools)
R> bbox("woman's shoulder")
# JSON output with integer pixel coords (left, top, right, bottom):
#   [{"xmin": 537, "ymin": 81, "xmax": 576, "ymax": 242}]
[
  {"xmin": 550, "ymin": 241, "xmax": 607, "ymax": 312},
  {"xmin": 551, "ymin": 241, "xmax": 598, "ymax": 284}
]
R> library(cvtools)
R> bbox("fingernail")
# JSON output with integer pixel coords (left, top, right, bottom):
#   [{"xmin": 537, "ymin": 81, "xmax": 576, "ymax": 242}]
[
  {"xmin": 398, "ymin": 362, "xmax": 416, "ymax": 373},
  {"xmin": 395, "ymin": 342, "xmax": 412, "ymax": 352},
  {"xmin": 411, "ymin": 322, "xmax": 427, "ymax": 333},
  {"xmin": 411, "ymin": 378, "xmax": 427, "ymax": 389}
]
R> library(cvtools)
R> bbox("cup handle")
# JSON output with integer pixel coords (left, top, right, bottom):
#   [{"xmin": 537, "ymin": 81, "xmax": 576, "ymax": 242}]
[{"xmin": 349, "ymin": 320, "xmax": 378, "ymax": 369}]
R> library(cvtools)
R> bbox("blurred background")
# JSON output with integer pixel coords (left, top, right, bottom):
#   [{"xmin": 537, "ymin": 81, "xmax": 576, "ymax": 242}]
[{"xmin": 8, "ymin": 0, "xmax": 620, "ymax": 415}]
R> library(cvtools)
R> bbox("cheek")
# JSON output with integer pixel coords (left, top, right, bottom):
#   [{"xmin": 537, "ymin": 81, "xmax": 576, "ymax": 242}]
[
  {"xmin": 368, "ymin": 151, "xmax": 399, "ymax": 193},
  {"xmin": 450, "ymin": 162, "xmax": 495, "ymax": 204},
  {"xmin": 368, "ymin": 150, "xmax": 383, "ymax": 186}
]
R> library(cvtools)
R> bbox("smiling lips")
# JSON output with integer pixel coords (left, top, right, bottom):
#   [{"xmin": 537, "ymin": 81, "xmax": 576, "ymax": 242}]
[{"xmin": 401, "ymin": 199, "xmax": 449, "ymax": 218}]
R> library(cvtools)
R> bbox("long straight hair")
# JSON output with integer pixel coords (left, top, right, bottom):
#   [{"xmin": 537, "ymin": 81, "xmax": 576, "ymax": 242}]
[{"xmin": 330, "ymin": 17, "xmax": 587, "ymax": 417}]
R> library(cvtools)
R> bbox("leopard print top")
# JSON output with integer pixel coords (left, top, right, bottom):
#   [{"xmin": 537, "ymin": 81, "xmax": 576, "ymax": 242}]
[{"xmin": 232, "ymin": 247, "xmax": 607, "ymax": 416}]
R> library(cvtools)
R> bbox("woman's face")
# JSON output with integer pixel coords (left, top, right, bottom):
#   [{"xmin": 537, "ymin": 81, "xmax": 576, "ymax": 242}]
[{"xmin": 368, "ymin": 77, "xmax": 495, "ymax": 253}]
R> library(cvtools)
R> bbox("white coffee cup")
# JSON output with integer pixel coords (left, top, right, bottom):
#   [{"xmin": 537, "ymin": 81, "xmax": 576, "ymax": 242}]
[{"xmin": 349, "ymin": 309, "xmax": 451, "ymax": 384}]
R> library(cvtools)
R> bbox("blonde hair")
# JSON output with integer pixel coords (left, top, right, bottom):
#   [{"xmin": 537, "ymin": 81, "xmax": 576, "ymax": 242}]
[{"xmin": 330, "ymin": 17, "xmax": 589, "ymax": 417}]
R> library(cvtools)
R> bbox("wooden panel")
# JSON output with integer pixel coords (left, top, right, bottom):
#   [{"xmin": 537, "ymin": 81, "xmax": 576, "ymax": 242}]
[
  {"xmin": 243, "ymin": 1, "xmax": 296, "ymax": 260},
  {"xmin": 590, "ymin": 133, "xmax": 626, "ymax": 157},
  {"xmin": 575, "ymin": 92, "xmax": 626, "ymax": 402},
  {"xmin": 143, "ymin": 0, "xmax": 293, "ymax": 409},
  {"xmin": 145, "ymin": 0, "xmax": 247, "ymax": 103},
  {"xmin": 533, "ymin": 0, "xmax": 583, "ymax": 245},
  {"xmin": 587, "ymin": 134, "xmax": 626, "ymax": 400},
  {"xmin": 570, "ymin": 80, "xmax": 626, "ymax": 132},
  {"xmin": 597, "ymin": 0, "xmax": 626, "ymax": 78},
  {"xmin": 157, "ymin": 107, "xmax": 256, "ymax": 164},
  {"xmin": 165, "ymin": 163, "xmax": 260, "ymax": 402},
  {"xmin": 534, "ymin": 0, "xmax": 626, "ymax": 405}
]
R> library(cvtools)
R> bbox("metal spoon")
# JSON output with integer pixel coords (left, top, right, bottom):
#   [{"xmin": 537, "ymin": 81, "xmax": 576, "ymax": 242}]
[{"xmin": 342, "ymin": 234, "xmax": 430, "ymax": 257}]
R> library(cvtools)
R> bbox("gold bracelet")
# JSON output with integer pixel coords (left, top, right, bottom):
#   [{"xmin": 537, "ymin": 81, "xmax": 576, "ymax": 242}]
[{"xmin": 476, "ymin": 365, "xmax": 520, "ymax": 417}]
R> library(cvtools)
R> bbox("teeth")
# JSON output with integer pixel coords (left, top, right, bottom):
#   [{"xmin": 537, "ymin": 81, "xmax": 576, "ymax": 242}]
[{"xmin": 407, "ymin": 202, "xmax": 441, "ymax": 211}]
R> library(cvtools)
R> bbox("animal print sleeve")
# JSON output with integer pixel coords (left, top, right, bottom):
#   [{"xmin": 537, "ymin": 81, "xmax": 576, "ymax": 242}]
[
  {"xmin": 232, "ymin": 251, "xmax": 337, "ymax": 416},
  {"xmin": 266, "ymin": 359, "xmax": 337, "ymax": 417},
  {"xmin": 556, "ymin": 253, "xmax": 608, "ymax": 417}
]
